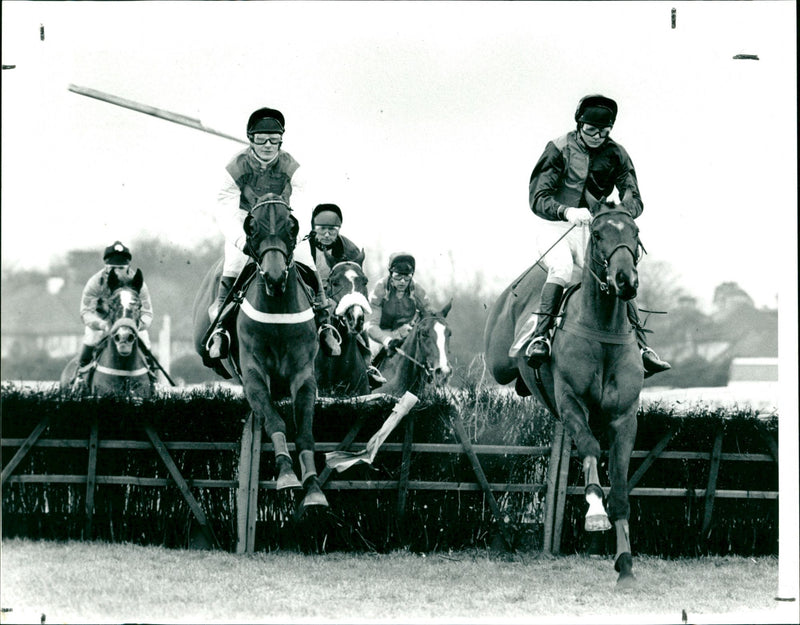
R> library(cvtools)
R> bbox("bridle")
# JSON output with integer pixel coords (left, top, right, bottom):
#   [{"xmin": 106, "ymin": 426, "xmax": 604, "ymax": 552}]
[
  {"xmin": 392, "ymin": 313, "xmax": 443, "ymax": 382},
  {"xmin": 586, "ymin": 209, "xmax": 646, "ymax": 294},
  {"xmin": 245, "ymin": 198, "xmax": 297, "ymax": 292}
]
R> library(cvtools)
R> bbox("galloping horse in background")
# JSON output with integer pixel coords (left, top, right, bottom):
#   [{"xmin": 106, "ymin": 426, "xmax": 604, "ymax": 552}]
[
  {"xmin": 484, "ymin": 205, "xmax": 644, "ymax": 587},
  {"xmin": 60, "ymin": 269, "xmax": 154, "ymax": 399},
  {"xmin": 316, "ymin": 260, "xmax": 372, "ymax": 397},
  {"xmin": 191, "ymin": 195, "xmax": 327, "ymax": 509},
  {"xmin": 380, "ymin": 302, "xmax": 453, "ymax": 396}
]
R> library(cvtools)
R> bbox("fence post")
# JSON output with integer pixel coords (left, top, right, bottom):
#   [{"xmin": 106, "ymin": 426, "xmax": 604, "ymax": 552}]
[
  {"xmin": 84, "ymin": 414, "xmax": 99, "ymax": 539},
  {"xmin": 235, "ymin": 412, "xmax": 253, "ymax": 554},
  {"xmin": 396, "ymin": 413, "xmax": 416, "ymax": 532},
  {"xmin": 552, "ymin": 431, "xmax": 572, "ymax": 554},
  {"xmin": 702, "ymin": 428, "xmax": 725, "ymax": 539},
  {"xmin": 542, "ymin": 420, "xmax": 564, "ymax": 554}
]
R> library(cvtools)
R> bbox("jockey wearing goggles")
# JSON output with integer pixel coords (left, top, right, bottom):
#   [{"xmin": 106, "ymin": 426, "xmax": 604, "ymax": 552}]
[
  {"xmin": 304, "ymin": 203, "xmax": 386, "ymax": 386},
  {"xmin": 366, "ymin": 252, "xmax": 433, "ymax": 358},
  {"xmin": 74, "ymin": 241, "xmax": 154, "ymax": 383},
  {"xmin": 516, "ymin": 95, "xmax": 670, "ymax": 377},
  {"xmin": 305, "ymin": 203, "xmax": 364, "ymax": 292},
  {"xmin": 206, "ymin": 107, "xmax": 337, "ymax": 361}
]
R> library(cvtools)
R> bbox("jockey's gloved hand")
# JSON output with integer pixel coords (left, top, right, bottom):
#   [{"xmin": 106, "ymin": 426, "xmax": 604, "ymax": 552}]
[
  {"xmin": 384, "ymin": 337, "xmax": 401, "ymax": 355},
  {"xmin": 565, "ymin": 207, "xmax": 593, "ymax": 226}
]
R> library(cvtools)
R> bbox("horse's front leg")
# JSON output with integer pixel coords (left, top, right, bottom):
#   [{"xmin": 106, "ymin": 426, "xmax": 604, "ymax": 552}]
[
  {"xmin": 582, "ymin": 456, "xmax": 611, "ymax": 532},
  {"xmin": 554, "ymin": 375, "xmax": 610, "ymax": 533},
  {"xmin": 241, "ymin": 360, "xmax": 302, "ymax": 490},
  {"xmin": 291, "ymin": 364, "xmax": 328, "ymax": 508},
  {"xmin": 607, "ymin": 405, "xmax": 638, "ymax": 588}
]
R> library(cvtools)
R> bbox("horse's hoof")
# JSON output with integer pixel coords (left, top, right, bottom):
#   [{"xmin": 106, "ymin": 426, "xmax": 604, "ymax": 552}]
[
  {"xmin": 614, "ymin": 552, "xmax": 635, "ymax": 589},
  {"xmin": 585, "ymin": 514, "xmax": 612, "ymax": 532},
  {"xmin": 276, "ymin": 471, "xmax": 302, "ymax": 490},
  {"xmin": 301, "ymin": 487, "xmax": 329, "ymax": 508}
]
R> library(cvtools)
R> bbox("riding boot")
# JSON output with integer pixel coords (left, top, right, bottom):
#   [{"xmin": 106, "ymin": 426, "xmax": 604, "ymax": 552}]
[
  {"xmin": 627, "ymin": 300, "xmax": 671, "ymax": 378},
  {"xmin": 75, "ymin": 344, "xmax": 95, "ymax": 386},
  {"xmin": 315, "ymin": 302, "xmax": 341, "ymax": 357},
  {"xmin": 358, "ymin": 330, "xmax": 386, "ymax": 387},
  {"xmin": 524, "ymin": 283, "xmax": 564, "ymax": 368},
  {"xmin": 208, "ymin": 276, "xmax": 235, "ymax": 360}
]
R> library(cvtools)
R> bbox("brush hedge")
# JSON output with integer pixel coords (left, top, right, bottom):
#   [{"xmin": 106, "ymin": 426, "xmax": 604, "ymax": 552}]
[{"xmin": 1, "ymin": 384, "xmax": 777, "ymax": 556}]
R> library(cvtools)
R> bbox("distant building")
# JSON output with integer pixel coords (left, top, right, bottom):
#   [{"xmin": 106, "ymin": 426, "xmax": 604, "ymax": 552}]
[{"xmin": 728, "ymin": 357, "xmax": 779, "ymax": 383}]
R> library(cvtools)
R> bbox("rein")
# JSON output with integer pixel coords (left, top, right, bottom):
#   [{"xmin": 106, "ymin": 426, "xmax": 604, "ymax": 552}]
[{"xmin": 394, "ymin": 345, "xmax": 433, "ymax": 379}]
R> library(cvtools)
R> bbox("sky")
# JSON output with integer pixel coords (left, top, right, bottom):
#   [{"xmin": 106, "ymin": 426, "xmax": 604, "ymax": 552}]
[{"xmin": 1, "ymin": 1, "xmax": 797, "ymax": 311}]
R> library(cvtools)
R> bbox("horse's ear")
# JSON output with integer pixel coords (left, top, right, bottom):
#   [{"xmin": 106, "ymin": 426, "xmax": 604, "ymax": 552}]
[
  {"xmin": 440, "ymin": 298, "xmax": 453, "ymax": 318},
  {"xmin": 356, "ymin": 248, "xmax": 366, "ymax": 266},
  {"xmin": 107, "ymin": 269, "xmax": 119, "ymax": 292},
  {"xmin": 288, "ymin": 214, "xmax": 300, "ymax": 243},
  {"xmin": 132, "ymin": 268, "xmax": 144, "ymax": 292},
  {"xmin": 243, "ymin": 213, "xmax": 255, "ymax": 237}
]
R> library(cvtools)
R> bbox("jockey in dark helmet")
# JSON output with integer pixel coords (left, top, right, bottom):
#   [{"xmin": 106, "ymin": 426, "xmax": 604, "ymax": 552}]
[
  {"xmin": 304, "ymin": 203, "xmax": 386, "ymax": 387},
  {"xmin": 366, "ymin": 252, "xmax": 433, "ymax": 360},
  {"xmin": 74, "ymin": 241, "xmax": 155, "ymax": 385},
  {"xmin": 514, "ymin": 94, "xmax": 670, "ymax": 378},
  {"xmin": 206, "ymin": 107, "xmax": 340, "ymax": 360}
]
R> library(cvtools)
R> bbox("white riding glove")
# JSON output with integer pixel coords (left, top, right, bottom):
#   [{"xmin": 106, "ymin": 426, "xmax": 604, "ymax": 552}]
[{"xmin": 564, "ymin": 207, "xmax": 593, "ymax": 226}]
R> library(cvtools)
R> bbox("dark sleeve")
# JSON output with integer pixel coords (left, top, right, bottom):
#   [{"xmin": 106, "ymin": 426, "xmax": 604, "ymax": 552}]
[
  {"xmin": 528, "ymin": 142, "xmax": 569, "ymax": 221},
  {"xmin": 614, "ymin": 145, "xmax": 643, "ymax": 218}
]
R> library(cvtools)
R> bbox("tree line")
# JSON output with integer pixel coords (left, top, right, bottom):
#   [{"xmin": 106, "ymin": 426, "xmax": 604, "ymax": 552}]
[{"xmin": 1, "ymin": 237, "xmax": 776, "ymax": 388}]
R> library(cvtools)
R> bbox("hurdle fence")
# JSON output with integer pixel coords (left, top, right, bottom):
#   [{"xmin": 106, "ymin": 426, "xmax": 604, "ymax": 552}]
[{"xmin": 1, "ymin": 393, "xmax": 779, "ymax": 554}]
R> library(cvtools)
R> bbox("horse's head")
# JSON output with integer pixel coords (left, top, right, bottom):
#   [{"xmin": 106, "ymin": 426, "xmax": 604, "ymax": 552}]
[
  {"xmin": 244, "ymin": 195, "xmax": 299, "ymax": 295},
  {"xmin": 588, "ymin": 206, "xmax": 642, "ymax": 300},
  {"xmin": 411, "ymin": 301, "xmax": 453, "ymax": 385},
  {"xmin": 328, "ymin": 261, "xmax": 371, "ymax": 334},
  {"xmin": 106, "ymin": 268, "xmax": 144, "ymax": 325}
]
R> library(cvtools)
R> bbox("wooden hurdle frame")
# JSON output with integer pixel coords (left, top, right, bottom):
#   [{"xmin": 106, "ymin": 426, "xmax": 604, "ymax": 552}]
[{"xmin": 2, "ymin": 407, "xmax": 779, "ymax": 554}]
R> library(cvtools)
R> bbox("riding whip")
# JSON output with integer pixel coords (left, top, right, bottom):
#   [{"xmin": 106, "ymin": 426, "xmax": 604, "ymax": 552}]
[
  {"xmin": 137, "ymin": 340, "xmax": 177, "ymax": 387},
  {"xmin": 511, "ymin": 224, "xmax": 577, "ymax": 296}
]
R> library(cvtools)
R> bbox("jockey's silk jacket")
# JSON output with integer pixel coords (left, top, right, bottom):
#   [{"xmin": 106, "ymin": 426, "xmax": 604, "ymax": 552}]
[
  {"xmin": 217, "ymin": 148, "xmax": 306, "ymax": 253},
  {"xmin": 528, "ymin": 130, "xmax": 643, "ymax": 221},
  {"xmin": 366, "ymin": 277, "xmax": 432, "ymax": 345},
  {"xmin": 306, "ymin": 233, "xmax": 364, "ymax": 294},
  {"xmin": 80, "ymin": 268, "xmax": 153, "ymax": 331}
]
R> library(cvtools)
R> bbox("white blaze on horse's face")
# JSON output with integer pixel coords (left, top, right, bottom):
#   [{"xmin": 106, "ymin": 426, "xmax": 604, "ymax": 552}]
[
  {"xmin": 432, "ymin": 320, "xmax": 451, "ymax": 377},
  {"xmin": 607, "ymin": 219, "xmax": 626, "ymax": 232},
  {"xmin": 117, "ymin": 289, "xmax": 138, "ymax": 320}
]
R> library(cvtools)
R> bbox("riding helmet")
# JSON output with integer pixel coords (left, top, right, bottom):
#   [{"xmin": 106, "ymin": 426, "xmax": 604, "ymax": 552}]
[
  {"xmin": 389, "ymin": 252, "xmax": 415, "ymax": 275},
  {"xmin": 312, "ymin": 203, "xmax": 343, "ymax": 226},
  {"xmin": 575, "ymin": 95, "xmax": 618, "ymax": 127},
  {"xmin": 247, "ymin": 107, "xmax": 285, "ymax": 135},
  {"xmin": 103, "ymin": 241, "xmax": 132, "ymax": 265}
]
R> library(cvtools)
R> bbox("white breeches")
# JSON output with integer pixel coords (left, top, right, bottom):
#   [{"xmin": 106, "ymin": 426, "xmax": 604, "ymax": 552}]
[
  {"xmin": 222, "ymin": 241, "xmax": 250, "ymax": 278},
  {"xmin": 83, "ymin": 326, "xmax": 151, "ymax": 348},
  {"xmin": 534, "ymin": 219, "xmax": 590, "ymax": 286}
]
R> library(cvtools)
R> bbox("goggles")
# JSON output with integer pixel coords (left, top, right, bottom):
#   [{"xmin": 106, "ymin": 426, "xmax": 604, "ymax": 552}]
[
  {"xmin": 581, "ymin": 124, "xmax": 612, "ymax": 138},
  {"xmin": 390, "ymin": 272, "xmax": 413, "ymax": 282},
  {"xmin": 249, "ymin": 133, "xmax": 283, "ymax": 146}
]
